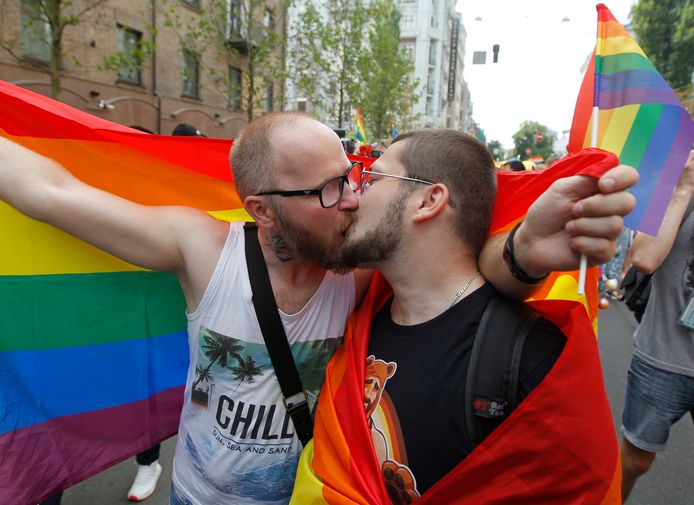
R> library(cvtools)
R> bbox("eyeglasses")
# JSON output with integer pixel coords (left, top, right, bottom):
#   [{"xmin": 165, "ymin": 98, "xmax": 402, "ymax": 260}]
[
  {"xmin": 359, "ymin": 170, "xmax": 433, "ymax": 194},
  {"xmin": 256, "ymin": 161, "xmax": 363, "ymax": 208}
]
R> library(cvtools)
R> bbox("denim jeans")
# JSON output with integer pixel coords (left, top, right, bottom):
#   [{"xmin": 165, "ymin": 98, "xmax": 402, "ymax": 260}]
[{"xmin": 622, "ymin": 355, "xmax": 694, "ymax": 452}]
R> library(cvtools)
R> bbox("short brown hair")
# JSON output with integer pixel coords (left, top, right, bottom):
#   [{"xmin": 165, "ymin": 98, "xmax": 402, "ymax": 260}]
[
  {"xmin": 391, "ymin": 130, "xmax": 496, "ymax": 255},
  {"xmin": 230, "ymin": 112, "xmax": 315, "ymax": 199}
]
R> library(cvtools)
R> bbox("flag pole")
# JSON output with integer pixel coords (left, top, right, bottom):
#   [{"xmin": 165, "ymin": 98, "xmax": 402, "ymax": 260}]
[{"xmin": 578, "ymin": 5, "xmax": 604, "ymax": 296}]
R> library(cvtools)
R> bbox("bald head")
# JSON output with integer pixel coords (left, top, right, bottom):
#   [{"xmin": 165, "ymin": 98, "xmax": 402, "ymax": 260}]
[{"xmin": 231, "ymin": 112, "xmax": 334, "ymax": 200}]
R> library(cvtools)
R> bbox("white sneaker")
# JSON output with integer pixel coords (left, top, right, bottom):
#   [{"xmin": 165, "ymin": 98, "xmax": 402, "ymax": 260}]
[{"xmin": 127, "ymin": 461, "xmax": 162, "ymax": 501}]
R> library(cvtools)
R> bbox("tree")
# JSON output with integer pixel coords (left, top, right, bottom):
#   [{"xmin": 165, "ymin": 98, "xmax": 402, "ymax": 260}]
[
  {"xmin": 162, "ymin": 0, "xmax": 287, "ymax": 122},
  {"xmin": 487, "ymin": 140, "xmax": 504, "ymax": 161},
  {"xmin": 630, "ymin": 0, "xmax": 694, "ymax": 89},
  {"xmin": 289, "ymin": 0, "xmax": 366, "ymax": 128},
  {"xmin": 357, "ymin": 0, "xmax": 418, "ymax": 140},
  {"xmin": 512, "ymin": 121, "xmax": 556, "ymax": 161},
  {"xmin": 0, "ymin": 0, "xmax": 110, "ymax": 99}
]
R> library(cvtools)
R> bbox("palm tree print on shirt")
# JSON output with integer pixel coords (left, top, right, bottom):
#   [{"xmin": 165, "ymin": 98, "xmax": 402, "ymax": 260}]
[
  {"xmin": 192, "ymin": 327, "xmax": 265, "ymax": 407},
  {"xmin": 230, "ymin": 355, "xmax": 264, "ymax": 384}
]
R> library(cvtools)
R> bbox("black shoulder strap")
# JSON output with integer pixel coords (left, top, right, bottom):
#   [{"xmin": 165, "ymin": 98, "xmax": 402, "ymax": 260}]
[
  {"xmin": 243, "ymin": 223, "xmax": 313, "ymax": 447},
  {"xmin": 464, "ymin": 295, "xmax": 540, "ymax": 448}
]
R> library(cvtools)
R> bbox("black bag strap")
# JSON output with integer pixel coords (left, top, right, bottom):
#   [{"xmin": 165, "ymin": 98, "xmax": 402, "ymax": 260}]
[
  {"xmin": 464, "ymin": 295, "xmax": 540, "ymax": 448},
  {"xmin": 243, "ymin": 223, "xmax": 313, "ymax": 447}
]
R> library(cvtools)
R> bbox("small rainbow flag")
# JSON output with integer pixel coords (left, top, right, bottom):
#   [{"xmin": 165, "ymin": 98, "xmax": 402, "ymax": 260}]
[
  {"xmin": 356, "ymin": 107, "xmax": 367, "ymax": 146},
  {"xmin": 569, "ymin": 3, "xmax": 694, "ymax": 235}
]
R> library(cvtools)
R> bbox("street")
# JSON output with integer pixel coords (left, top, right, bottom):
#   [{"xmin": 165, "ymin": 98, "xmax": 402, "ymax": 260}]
[
  {"xmin": 599, "ymin": 300, "xmax": 694, "ymax": 505},
  {"xmin": 59, "ymin": 301, "xmax": 693, "ymax": 504}
]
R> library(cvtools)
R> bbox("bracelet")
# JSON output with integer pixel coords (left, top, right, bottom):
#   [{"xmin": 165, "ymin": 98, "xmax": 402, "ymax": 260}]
[{"xmin": 502, "ymin": 221, "xmax": 550, "ymax": 284}]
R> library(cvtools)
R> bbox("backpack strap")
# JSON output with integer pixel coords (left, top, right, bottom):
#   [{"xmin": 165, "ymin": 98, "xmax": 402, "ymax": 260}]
[
  {"xmin": 464, "ymin": 295, "xmax": 540, "ymax": 448},
  {"xmin": 243, "ymin": 223, "xmax": 313, "ymax": 447}
]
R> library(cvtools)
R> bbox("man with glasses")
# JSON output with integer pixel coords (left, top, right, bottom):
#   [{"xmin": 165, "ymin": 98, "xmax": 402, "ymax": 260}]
[
  {"xmin": 0, "ymin": 113, "xmax": 635, "ymax": 505},
  {"xmin": 291, "ymin": 129, "xmax": 632, "ymax": 504}
]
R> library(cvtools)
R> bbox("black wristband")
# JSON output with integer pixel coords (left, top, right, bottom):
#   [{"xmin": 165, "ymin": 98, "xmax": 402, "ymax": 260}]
[{"xmin": 502, "ymin": 221, "xmax": 550, "ymax": 284}]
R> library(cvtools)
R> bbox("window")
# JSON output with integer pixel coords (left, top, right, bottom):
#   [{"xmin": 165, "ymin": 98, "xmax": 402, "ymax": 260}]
[
  {"xmin": 263, "ymin": 81, "xmax": 273, "ymax": 113},
  {"xmin": 400, "ymin": 15, "xmax": 414, "ymax": 30},
  {"xmin": 182, "ymin": 49, "xmax": 199, "ymax": 98},
  {"xmin": 429, "ymin": 41, "xmax": 437, "ymax": 65},
  {"xmin": 20, "ymin": 0, "xmax": 50, "ymax": 63},
  {"xmin": 228, "ymin": 66, "xmax": 242, "ymax": 110},
  {"xmin": 297, "ymin": 99, "xmax": 307, "ymax": 112},
  {"xmin": 229, "ymin": 0, "xmax": 242, "ymax": 37},
  {"xmin": 399, "ymin": 43, "xmax": 415, "ymax": 63},
  {"xmin": 117, "ymin": 26, "xmax": 142, "ymax": 85},
  {"xmin": 263, "ymin": 8, "xmax": 274, "ymax": 30},
  {"xmin": 182, "ymin": 0, "xmax": 200, "ymax": 8}
]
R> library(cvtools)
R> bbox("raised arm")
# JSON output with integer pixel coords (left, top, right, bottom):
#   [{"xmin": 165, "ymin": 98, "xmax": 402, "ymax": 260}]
[
  {"xmin": 630, "ymin": 150, "xmax": 694, "ymax": 274},
  {"xmin": 0, "ymin": 137, "xmax": 227, "ymax": 308},
  {"xmin": 481, "ymin": 164, "xmax": 639, "ymax": 299}
]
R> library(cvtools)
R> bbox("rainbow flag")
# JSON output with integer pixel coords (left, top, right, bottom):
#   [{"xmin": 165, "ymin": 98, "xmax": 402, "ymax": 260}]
[
  {"xmin": 0, "ymin": 79, "xmax": 616, "ymax": 503},
  {"xmin": 0, "ymin": 81, "xmax": 248, "ymax": 504},
  {"xmin": 0, "ymin": 81, "xmax": 377, "ymax": 504},
  {"xmin": 355, "ymin": 107, "xmax": 367, "ymax": 146},
  {"xmin": 569, "ymin": 3, "xmax": 694, "ymax": 235},
  {"xmin": 290, "ymin": 149, "xmax": 622, "ymax": 504}
]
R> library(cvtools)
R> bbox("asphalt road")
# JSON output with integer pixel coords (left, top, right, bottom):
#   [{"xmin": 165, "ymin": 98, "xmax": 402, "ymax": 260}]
[
  {"xmin": 58, "ymin": 301, "xmax": 693, "ymax": 504},
  {"xmin": 598, "ymin": 300, "xmax": 694, "ymax": 505}
]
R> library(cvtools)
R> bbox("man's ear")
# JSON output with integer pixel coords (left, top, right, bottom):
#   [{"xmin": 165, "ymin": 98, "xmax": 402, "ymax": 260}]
[
  {"xmin": 244, "ymin": 196, "xmax": 277, "ymax": 227},
  {"xmin": 411, "ymin": 183, "xmax": 450, "ymax": 223}
]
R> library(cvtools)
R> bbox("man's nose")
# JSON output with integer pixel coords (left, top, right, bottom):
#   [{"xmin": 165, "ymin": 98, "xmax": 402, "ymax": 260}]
[{"xmin": 338, "ymin": 184, "xmax": 359, "ymax": 210}]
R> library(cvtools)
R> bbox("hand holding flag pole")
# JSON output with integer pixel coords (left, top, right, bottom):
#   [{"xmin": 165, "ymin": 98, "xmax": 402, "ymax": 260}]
[{"xmin": 573, "ymin": 3, "xmax": 694, "ymax": 295}]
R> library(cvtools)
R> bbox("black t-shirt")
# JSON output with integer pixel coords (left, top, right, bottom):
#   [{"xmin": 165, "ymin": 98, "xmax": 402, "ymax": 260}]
[{"xmin": 365, "ymin": 282, "xmax": 565, "ymax": 499}]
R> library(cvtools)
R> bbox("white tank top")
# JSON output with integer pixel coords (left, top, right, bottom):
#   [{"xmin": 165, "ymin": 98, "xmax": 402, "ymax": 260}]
[{"xmin": 172, "ymin": 221, "xmax": 355, "ymax": 504}]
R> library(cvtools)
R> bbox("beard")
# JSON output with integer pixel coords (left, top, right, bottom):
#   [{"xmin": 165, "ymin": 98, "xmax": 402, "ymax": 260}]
[
  {"xmin": 338, "ymin": 189, "xmax": 409, "ymax": 269},
  {"xmin": 273, "ymin": 202, "xmax": 353, "ymax": 273}
]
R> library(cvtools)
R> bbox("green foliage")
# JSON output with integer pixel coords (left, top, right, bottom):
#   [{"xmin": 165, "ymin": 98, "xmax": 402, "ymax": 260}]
[
  {"xmin": 631, "ymin": 0, "xmax": 694, "ymax": 89},
  {"xmin": 357, "ymin": 0, "xmax": 418, "ymax": 140},
  {"xmin": 0, "ymin": 0, "xmax": 110, "ymax": 99},
  {"xmin": 100, "ymin": 31, "xmax": 156, "ymax": 77},
  {"xmin": 289, "ymin": 0, "xmax": 366, "ymax": 127},
  {"xmin": 486, "ymin": 140, "xmax": 504, "ymax": 160},
  {"xmin": 290, "ymin": 0, "xmax": 419, "ymax": 135},
  {"xmin": 162, "ymin": 0, "xmax": 287, "ymax": 122},
  {"xmin": 511, "ymin": 121, "xmax": 556, "ymax": 161}
]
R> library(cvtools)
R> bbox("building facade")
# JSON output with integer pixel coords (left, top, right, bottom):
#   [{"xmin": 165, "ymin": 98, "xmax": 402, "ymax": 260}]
[
  {"xmin": 0, "ymin": 0, "xmax": 286, "ymax": 138},
  {"xmin": 398, "ymin": 0, "xmax": 473, "ymax": 131}
]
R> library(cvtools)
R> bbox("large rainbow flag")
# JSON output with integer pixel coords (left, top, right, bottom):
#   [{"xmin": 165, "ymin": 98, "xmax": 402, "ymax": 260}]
[
  {"xmin": 1, "ymin": 80, "xmax": 613, "ymax": 504},
  {"xmin": 569, "ymin": 3, "xmax": 694, "ymax": 235},
  {"xmin": 0, "ymin": 81, "xmax": 246, "ymax": 504},
  {"xmin": 290, "ymin": 150, "xmax": 622, "ymax": 504}
]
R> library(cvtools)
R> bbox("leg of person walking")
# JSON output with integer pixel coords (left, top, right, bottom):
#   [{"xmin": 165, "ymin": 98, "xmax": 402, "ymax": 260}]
[
  {"xmin": 621, "ymin": 356, "xmax": 694, "ymax": 502},
  {"xmin": 128, "ymin": 444, "xmax": 162, "ymax": 501},
  {"xmin": 620, "ymin": 438, "xmax": 655, "ymax": 501}
]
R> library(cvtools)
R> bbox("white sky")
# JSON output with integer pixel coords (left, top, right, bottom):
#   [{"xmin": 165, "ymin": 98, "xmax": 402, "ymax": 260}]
[{"xmin": 457, "ymin": 0, "xmax": 637, "ymax": 149}]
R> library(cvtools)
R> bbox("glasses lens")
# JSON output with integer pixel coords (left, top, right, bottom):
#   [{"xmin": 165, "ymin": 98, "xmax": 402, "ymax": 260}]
[
  {"xmin": 348, "ymin": 162, "xmax": 362, "ymax": 192},
  {"xmin": 360, "ymin": 170, "xmax": 372, "ymax": 193},
  {"xmin": 320, "ymin": 176, "xmax": 343, "ymax": 207}
]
